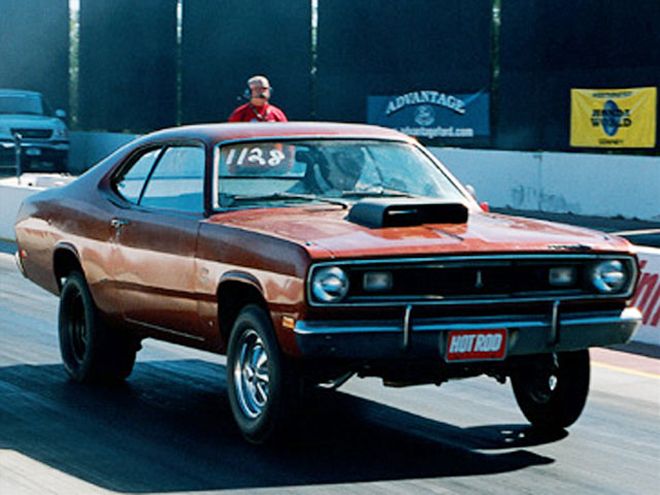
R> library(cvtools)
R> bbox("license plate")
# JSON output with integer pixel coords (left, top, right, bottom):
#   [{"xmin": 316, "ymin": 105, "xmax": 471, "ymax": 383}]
[
  {"xmin": 445, "ymin": 329, "xmax": 507, "ymax": 362},
  {"xmin": 25, "ymin": 148, "xmax": 42, "ymax": 156}
]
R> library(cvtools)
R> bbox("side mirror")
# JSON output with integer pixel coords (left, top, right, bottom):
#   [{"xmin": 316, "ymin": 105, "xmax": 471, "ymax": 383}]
[
  {"xmin": 466, "ymin": 184, "xmax": 489, "ymax": 212},
  {"xmin": 55, "ymin": 109, "xmax": 67, "ymax": 119}
]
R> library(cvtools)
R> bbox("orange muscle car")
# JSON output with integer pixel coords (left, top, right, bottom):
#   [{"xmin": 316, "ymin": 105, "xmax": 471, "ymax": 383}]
[{"xmin": 15, "ymin": 122, "xmax": 642, "ymax": 443}]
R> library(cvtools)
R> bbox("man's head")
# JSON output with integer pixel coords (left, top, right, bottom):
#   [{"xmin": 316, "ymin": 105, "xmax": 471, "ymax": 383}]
[
  {"xmin": 247, "ymin": 75, "xmax": 271, "ymax": 107},
  {"xmin": 322, "ymin": 147, "xmax": 366, "ymax": 191}
]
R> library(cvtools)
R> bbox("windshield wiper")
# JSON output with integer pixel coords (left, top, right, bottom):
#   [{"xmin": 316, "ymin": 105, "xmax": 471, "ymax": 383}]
[
  {"xmin": 222, "ymin": 192, "xmax": 349, "ymax": 209},
  {"xmin": 340, "ymin": 188, "xmax": 415, "ymax": 198}
]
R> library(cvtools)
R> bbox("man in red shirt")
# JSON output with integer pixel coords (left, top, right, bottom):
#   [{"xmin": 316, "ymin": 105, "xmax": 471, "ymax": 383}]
[{"xmin": 228, "ymin": 75, "xmax": 288, "ymax": 123}]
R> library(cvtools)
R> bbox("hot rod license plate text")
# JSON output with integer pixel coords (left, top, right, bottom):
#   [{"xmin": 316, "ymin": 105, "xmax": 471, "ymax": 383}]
[{"xmin": 445, "ymin": 329, "xmax": 507, "ymax": 362}]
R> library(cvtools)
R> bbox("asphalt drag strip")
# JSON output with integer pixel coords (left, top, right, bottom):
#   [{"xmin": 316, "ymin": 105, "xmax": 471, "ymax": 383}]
[{"xmin": 1, "ymin": 251, "xmax": 659, "ymax": 494}]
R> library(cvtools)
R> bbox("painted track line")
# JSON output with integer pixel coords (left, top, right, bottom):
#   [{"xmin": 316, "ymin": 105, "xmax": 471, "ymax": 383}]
[{"xmin": 592, "ymin": 360, "xmax": 660, "ymax": 380}]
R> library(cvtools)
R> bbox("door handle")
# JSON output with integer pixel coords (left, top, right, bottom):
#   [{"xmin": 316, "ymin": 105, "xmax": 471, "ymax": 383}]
[{"xmin": 110, "ymin": 218, "xmax": 130, "ymax": 229}]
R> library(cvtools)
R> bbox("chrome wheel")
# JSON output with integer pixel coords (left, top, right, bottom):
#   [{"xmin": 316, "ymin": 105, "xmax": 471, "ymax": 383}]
[
  {"xmin": 527, "ymin": 354, "xmax": 559, "ymax": 404},
  {"xmin": 227, "ymin": 304, "xmax": 302, "ymax": 443},
  {"xmin": 233, "ymin": 329, "xmax": 270, "ymax": 419}
]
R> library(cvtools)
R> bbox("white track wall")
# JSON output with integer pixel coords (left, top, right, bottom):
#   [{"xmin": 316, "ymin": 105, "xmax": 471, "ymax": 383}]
[
  {"xmin": 632, "ymin": 247, "xmax": 660, "ymax": 346},
  {"xmin": 69, "ymin": 131, "xmax": 137, "ymax": 174},
  {"xmin": 0, "ymin": 179, "xmax": 44, "ymax": 240},
  {"xmin": 431, "ymin": 148, "xmax": 660, "ymax": 221}
]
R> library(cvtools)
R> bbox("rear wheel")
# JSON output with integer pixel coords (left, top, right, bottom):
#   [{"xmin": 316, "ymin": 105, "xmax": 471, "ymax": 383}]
[
  {"xmin": 59, "ymin": 271, "xmax": 137, "ymax": 383},
  {"xmin": 227, "ymin": 304, "xmax": 301, "ymax": 444},
  {"xmin": 511, "ymin": 350, "xmax": 590, "ymax": 430}
]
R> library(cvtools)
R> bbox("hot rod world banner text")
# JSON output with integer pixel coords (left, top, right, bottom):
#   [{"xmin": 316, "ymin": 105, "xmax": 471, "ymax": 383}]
[{"xmin": 570, "ymin": 87, "xmax": 657, "ymax": 148}]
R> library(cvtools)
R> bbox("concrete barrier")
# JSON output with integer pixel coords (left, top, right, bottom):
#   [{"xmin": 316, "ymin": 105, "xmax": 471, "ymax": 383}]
[
  {"xmin": 68, "ymin": 131, "xmax": 137, "ymax": 174},
  {"xmin": 0, "ymin": 174, "xmax": 74, "ymax": 240},
  {"xmin": 432, "ymin": 148, "xmax": 660, "ymax": 222},
  {"xmin": 1, "ymin": 177, "xmax": 44, "ymax": 240},
  {"xmin": 632, "ymin": 247, "xmax": 660, "ymax": 346}
]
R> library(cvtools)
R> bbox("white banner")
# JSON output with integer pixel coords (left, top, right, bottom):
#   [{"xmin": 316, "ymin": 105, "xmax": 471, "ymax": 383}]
[{"xmin": 631, "ymin": 247, "xmax": 660, "ymax": 346}]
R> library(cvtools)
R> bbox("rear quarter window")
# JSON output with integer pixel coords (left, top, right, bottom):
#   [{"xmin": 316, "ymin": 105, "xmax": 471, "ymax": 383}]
[
  {"xmin": 114, "ymin": 149, "xmax": 161, "ymax": 203},
  {"xmin": 140, "ymin": 145, "xmax": 205, "ymax": 213}
]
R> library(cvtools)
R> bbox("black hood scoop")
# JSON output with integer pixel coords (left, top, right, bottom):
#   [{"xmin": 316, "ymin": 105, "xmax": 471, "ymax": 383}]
[{"xmin": 347, "ymin": 198, "xmax": 469, "ymax": 228}]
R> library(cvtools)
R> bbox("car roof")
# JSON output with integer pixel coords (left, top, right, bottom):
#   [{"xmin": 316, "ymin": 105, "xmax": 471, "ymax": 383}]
[
  {"xmin": 142, "ymin": 122, "xmax": 415, "ymax": 145},
  {"xmin": 0, "ymin": 89, "xmax": 43, "ymax": 97}
]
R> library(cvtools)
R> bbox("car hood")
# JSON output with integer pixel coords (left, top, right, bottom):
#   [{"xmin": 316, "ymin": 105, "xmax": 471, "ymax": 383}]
[{"xmin": 206, "ymin": 206, "xmax": 631, "ymax": 259}]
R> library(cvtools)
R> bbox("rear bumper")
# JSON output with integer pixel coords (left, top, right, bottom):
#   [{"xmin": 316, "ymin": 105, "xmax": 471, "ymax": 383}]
[{"xmin": 294, "ymin": 307, "xmax": 642, "ymax": 360}]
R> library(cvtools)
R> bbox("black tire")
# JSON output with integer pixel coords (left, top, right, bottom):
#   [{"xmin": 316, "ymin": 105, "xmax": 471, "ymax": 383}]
[
  {"xmin": 511, "ymin": 350, "xmax": 590, "ymax": 430},
  {"xmin": 227, "ymin": 304, "xmax": 301, "ymax": 444},
  {"xmin": 59, "ymin": 271, "xmax": 137, "ymax": 383}
]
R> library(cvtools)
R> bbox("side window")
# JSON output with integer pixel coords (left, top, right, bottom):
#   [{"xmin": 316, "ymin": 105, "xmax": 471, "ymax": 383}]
[
  {"xmin": 115, "ymin": 149, "xmax": 161, "ymax": 203},
  {"xmin": 140, "ymin": 145, "xmax": 205, "ymax": 213}
]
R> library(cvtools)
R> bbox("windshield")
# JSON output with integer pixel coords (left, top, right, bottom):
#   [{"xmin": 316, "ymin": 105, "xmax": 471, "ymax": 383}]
[
  {"xmin": 215, "ymin": 139, "xmax": 467, "ymax": 208},
  {"xmin": 0, "ymin": 94, "xmax": 45, "ymax": 115}
]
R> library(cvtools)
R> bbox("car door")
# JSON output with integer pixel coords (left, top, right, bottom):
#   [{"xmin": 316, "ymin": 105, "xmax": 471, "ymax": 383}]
[{"xmin": 109, "ymin": 143, "xmax": 208, "ymax": 342}]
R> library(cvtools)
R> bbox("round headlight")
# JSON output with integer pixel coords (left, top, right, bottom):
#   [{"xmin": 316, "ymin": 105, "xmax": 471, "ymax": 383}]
[
  {"xmin": 53, "ymin": 127, "xmax": 68, "ymax": 139},
  {"xmin": 589, "ymin": 260, "xmax": 627, "ymax": 293},
  {"xmin": 312, "ymin": 266, "xmax": 349, "ymax": 303}
]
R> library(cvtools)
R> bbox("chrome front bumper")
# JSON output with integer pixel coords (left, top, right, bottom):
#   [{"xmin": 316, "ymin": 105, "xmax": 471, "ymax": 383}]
[{"xmin": 294, "ymin": 307, "xmax": 642, "ymax": 359}]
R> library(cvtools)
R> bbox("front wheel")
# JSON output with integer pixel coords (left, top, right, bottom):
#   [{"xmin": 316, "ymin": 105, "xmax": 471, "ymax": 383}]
[
  {"xmin": 510, "ymin": 350, "xmax": 590, "ymax": 430},
  {"xmin": 227, "ymin": 304, "xmax": 301, "ymax": 444}
]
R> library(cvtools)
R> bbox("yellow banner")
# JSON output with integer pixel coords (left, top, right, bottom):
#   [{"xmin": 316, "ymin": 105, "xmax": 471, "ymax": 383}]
[{"xmin": 570, "ymin": 87, "xmax": 656, "ymax": 148}]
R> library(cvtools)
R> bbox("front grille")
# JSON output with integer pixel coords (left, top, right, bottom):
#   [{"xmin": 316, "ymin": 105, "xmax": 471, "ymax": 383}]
[
  {"xmin": 349, "ymin": 261, "xmax": 585, "ymax": 298},
  {"xmin": 308, "ymin": 254, "xmax": 637, "ymax": 306},
  {"xmin": 11, "ymin": 128, "xmax": 53, "ymax": 139}
]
